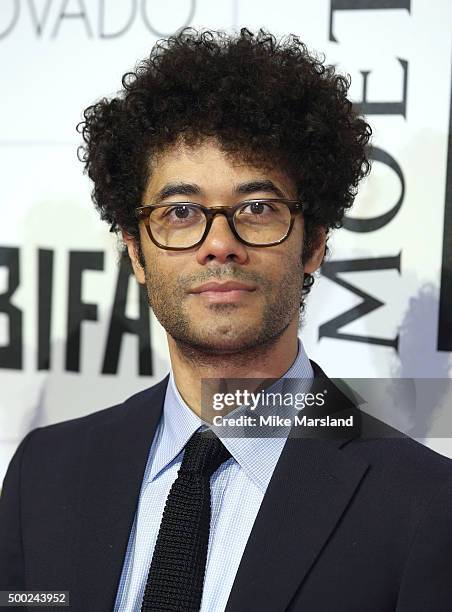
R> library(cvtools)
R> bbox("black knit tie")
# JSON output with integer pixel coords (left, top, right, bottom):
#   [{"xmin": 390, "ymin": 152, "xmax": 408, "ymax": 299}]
[{"xmin": 141, "ymin": 430, "xmax": 232, "ymax": 612}]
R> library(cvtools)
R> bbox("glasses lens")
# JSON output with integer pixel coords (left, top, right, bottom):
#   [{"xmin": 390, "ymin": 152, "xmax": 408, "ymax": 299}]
[
  {"xmin": 149, "ymin": 204, "xmax": 206, "ymax": 248},
  {"xmin": 234, "ymin": 201, "xmax": 292, "ymax": 245}
]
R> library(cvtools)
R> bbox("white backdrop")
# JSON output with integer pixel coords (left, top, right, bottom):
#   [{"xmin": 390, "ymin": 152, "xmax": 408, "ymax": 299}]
[{"xmin": 1, "ymin": 0, "xmax": 452, "ymax": 482}]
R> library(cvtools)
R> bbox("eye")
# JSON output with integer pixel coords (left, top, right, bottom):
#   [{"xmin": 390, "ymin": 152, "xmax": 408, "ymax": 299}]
[
  {"xmin": 159, "ymin": 204, "xmax": 204, "ymax": 225},
  {"xmin": 239, "ymin": 200, "xmax": 276, "ymax": 216},
  {"xmin": 165, "ymin": 205, "xmax": 192, "ymax": 219}
]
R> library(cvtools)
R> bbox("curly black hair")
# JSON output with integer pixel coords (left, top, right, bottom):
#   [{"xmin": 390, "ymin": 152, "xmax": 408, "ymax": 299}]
[{"xmin": 77, "ymin": 27, "xmax": 371, "ymax": 296}]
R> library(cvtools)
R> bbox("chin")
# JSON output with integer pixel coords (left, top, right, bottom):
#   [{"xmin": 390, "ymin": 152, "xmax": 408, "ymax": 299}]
[
  {"xmin": 175, "ymin": 321, "xmax": 277, "ymax": 355},
  {"xmin": 191, "ymin": 334, "xmax": 259, "ymax": 354}
]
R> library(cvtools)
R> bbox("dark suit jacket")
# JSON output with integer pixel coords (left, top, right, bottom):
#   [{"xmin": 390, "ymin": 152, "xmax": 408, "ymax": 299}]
[{"xmin": 1, "ymin": 361, "xmax": 452, "ymax": 611}]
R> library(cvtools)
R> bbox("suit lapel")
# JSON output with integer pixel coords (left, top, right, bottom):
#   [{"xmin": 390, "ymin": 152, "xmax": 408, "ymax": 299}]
[
  {"xmin": 225, "ymin": 361, "xmax": 369, "ymax": 612},
  {"xmin": 73, "ymin": 376, "xmax": 169, "ymax": 612},
  {"xmin": 72, "ymin": 361, "xmax": 369, "ymax": 611}
]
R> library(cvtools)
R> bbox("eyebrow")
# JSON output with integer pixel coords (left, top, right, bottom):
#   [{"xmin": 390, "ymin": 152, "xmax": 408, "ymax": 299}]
[
  {"xmin": 235, "ymin": 180, "xmax": 286, "ymax": 199},
  {"xmin": 154, "ymin": 179, "xmax": 287, "ymax": 201},
  {"xmin": 155, "ymin": 182, "xmax": 202, "ymax": 200}
]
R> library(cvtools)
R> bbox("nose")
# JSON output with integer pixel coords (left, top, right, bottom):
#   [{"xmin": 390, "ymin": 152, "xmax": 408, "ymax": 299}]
[{"xmin": 195, "ymin": 213, "xmax": 249, "ymax": 265}]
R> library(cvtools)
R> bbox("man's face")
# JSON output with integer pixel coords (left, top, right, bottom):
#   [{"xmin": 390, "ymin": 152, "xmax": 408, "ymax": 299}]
[{"xmin": 127, "ymin": 139, "xmax": 324, "ymax": 354}]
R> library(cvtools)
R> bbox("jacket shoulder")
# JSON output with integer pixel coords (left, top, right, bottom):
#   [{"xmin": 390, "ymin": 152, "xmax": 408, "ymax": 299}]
[{"xmin": 309, "ymin": 359, "xmax": 452, "ymax": 481}]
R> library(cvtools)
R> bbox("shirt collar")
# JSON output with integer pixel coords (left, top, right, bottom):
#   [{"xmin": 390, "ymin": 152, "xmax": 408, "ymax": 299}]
[{"xmin": 147, "ymin": 338, "xmax": 313, "ymax": 492}]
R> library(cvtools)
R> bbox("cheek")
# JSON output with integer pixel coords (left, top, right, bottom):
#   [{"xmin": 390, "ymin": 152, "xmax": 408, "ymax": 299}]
[
  {"xmin": 288, "ymin": 230, "xmax": 304, "ymax": 269},
  {"xmin": 146, "ymin": 250, "xmax": 191, "ymax": 288},
  {"xmin": 292, "ymin": 220, "xmax": 304, "ymax": 251},
  {"xmin": 264, "ymin": 232, "xmax": 303, "ymax": 274}
]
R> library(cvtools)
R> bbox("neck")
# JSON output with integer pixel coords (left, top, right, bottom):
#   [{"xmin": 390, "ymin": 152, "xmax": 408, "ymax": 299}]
[{"xmin": 168, "ymin": 317, "xmax": 300, "ymax": 417}]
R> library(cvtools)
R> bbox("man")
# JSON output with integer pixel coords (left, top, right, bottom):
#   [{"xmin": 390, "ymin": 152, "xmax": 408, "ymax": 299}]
[{"xmin": 1, "ymin": 28, "xmax": 452, "ymax": 612}]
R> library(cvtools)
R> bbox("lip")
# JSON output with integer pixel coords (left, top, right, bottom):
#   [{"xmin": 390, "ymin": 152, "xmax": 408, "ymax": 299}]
[
  {"xmin": 189, "ymin": 281, "xmax": 257, "ymax": 294},
  {"xmin": 189, "ymin": 281, "xmax": 257, "ymax": 304}
]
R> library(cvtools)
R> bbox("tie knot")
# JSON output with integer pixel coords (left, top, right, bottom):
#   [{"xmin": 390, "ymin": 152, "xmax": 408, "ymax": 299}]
[{"xmin": 180, "ymin": 430, "xmax": 231, "ymax": 478}]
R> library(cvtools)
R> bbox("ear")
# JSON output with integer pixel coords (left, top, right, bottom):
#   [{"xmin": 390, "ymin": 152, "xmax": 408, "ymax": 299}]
[
  {"xmin": 121, "ymin": 230, "xmax": 146, "ymax": 285},
  {"xmin": 303, "ymin": 226, "xmax": 327, "ymax": 274}
]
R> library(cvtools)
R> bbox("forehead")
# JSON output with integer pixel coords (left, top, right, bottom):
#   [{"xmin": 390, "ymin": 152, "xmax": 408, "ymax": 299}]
[{"xmin": 143, "ymin": 139, "xmax": 296, "ymax": 200}]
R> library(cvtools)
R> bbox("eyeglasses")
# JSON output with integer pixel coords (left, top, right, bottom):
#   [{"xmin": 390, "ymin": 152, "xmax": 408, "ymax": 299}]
[{"xmin": 135, "ymin": 199, "xmax": 304, "ymax": 251}]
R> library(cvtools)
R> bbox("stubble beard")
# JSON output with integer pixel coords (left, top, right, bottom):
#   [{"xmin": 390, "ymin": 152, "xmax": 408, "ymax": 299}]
[{"xmin": 144, "ymin": 261, "xmax": 305, "ymax": 367}]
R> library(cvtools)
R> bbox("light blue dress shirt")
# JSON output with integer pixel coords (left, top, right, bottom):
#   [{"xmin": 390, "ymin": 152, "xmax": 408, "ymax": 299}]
[{"xmin": 114, "ymin": 338, "xmax": 313, "ymax": 612}]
